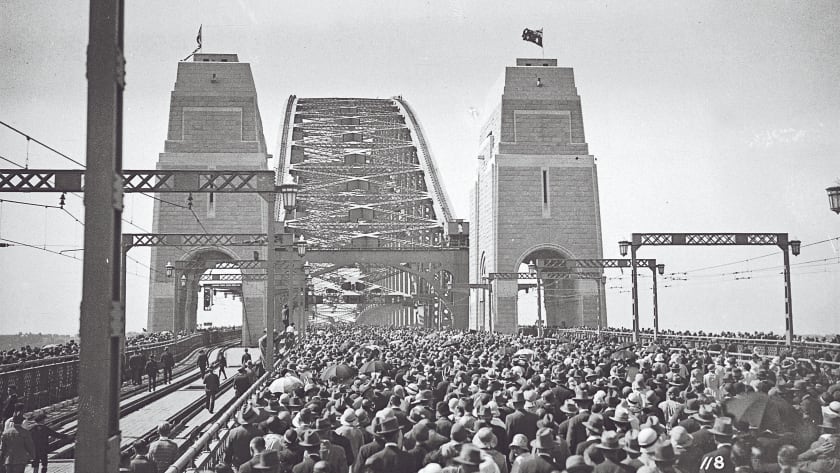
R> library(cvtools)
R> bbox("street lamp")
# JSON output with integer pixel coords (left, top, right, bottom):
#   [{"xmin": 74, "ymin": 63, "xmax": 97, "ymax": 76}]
[
  {"xmin": 619, "ymin": 240, "xmax": 631, "ymax": 257},
  {"xmin": 656, "ymin": 263, "xmax": 665, "ymax": 275},
  {"xmin": 303, "ymin": 261, "xmax": 312, "ymax": 276},
  {"xmin": 278, "ymin": 180, "xmax": 300, "ymax": 211},
  {"xmin": 827, "ymin": 186, "xmax": 840, "ymax": 214},
  {"xmin": 165, "ymin": 261, "xmax": 174, "ymax": 278},
  {"xmin": 179, "ymin": 274, "xmax": 186, "ymax": 287},
  {"xmin": 790, "ymin": 240, "xmax": 801, "ymax": 256},
  {"xmin": 294, "ymin": 235, "xmax": 307, "ymax": 257}
]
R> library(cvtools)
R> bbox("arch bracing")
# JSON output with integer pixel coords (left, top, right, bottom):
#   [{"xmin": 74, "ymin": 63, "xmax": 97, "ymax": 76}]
[{"xmin": 276, "ymin": 97, "xmax": 469, "ymax": 327}]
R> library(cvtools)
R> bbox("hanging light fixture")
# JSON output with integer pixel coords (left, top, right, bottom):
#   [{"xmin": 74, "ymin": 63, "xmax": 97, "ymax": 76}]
[
  {"xmin": 827, "ymin": 186, "xmax": 840, "ymax": 214},
  {"xmin": 165, "ymin": 261, "xmax": 174, "ymax": 278},
  {"xmin": 618, "ymin": 240, "xmax": 631, "ymax": 257}
]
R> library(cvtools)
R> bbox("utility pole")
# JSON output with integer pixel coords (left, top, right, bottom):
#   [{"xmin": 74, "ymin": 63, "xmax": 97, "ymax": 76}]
[{"xmin": 76, "ymin": 0, "xmax": 125, "ymax": 471}]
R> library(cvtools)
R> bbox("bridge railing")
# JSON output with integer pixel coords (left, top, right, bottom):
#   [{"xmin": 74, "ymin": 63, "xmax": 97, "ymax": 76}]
[
  {"xmin": 167, "ymin": 352, "xmax": 284, "ymax": 472},
  {"xmin": 0, "ymin": 328, "xmax": 241, "ymax": 413},
  {"xmin": 546, "ymin": 328, "xmax": 840, "ymax": 358}
]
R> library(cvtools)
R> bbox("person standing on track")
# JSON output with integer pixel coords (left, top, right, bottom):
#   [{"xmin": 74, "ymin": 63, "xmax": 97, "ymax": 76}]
[
  {"xmin": 216, "ymin": 350, "xmax": 228, "ymax": 380},
  {"xmin": 145, "ymin": 354, "xmax": 159, "ymax": 392},
  {"xmin": 128, "ymin": 352, "xmax": 143, "ymax": 386},
  {"xmin": 30, "ymin": 411, "xmax": 70, "ymax": 473},
  {"xmin": 204, "ymin": 367, "xmax": 221, "ymax": 413},
  {"xmin": 197, "ymin": 349, "xmax": 209, "ymax": 379},
  {"xmin": 234, "ymin": 367, "xmax": 252, "ymax": 399},
  {"xmin": 160, "ymin": 347, "xmax": 174, "ymax": 385},
  {"xmin": 241, "ymin": 348, "xmax": 252, "ymax": 367}
]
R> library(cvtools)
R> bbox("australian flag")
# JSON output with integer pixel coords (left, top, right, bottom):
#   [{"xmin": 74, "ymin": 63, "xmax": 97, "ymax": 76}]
[{"xmin": 522, "ymin": 28, "xmax": 543, "ymax": 47}]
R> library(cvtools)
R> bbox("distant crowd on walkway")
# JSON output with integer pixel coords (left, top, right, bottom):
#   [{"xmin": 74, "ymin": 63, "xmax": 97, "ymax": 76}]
[
  {"xmin": 0, "ymin": 326, "xmax": 240, "ymax": 370},
  {"xmin": 547, "ymin": 327, "xmax": 840, "ymax": 347}
]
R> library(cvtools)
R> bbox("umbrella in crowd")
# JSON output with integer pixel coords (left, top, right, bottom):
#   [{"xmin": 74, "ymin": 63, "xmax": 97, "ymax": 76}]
[
  {"xmin": 268, "ymin": 374, "xmax": 303, "ymax": 393},
  {"xmin": 514, "ymin": 347, "xmax": 535, "ymax": 356},
  {"xmin": 359, "ymin": 359, "xmax": 390, "ymax": 375},
  {"xmin": 320, "ymin": 363, "xmax": 356, "ymax": 383},
  {"xmin": 724, "ymin": 391, "xmax": 801, "ymax": 432},
  {"xmin": 610, "ymin": 348, "xmax": 635, "ymax": 361}
]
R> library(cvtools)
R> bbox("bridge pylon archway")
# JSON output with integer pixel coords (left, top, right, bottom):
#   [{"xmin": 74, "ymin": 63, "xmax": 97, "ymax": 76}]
[{"xmin": 470, "ymin": 58, "xmax": 605, "ymax": 333}]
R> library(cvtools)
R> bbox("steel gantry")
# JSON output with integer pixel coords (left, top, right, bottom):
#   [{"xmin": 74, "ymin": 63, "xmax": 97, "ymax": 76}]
[
  {"xmin": 275, "ymin": 96, "xmax": 469, "ymax": 327},
  {"xmin": 618, "ymin": 233, "xmax": 801, "ymax": 345},
  {"xmin": 486, "ymin": 258, "xmax": 664, "ymax": 337}
]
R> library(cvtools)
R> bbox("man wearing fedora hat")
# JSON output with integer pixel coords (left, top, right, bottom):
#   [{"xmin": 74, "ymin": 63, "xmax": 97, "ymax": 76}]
[
  {"xmin": 472, "ymin": 427, "xmax": 507, "ymax": 473},
  {"xmin": 336, "ymin": 408, "xmax": 365, "ymax": 455},
  {"xmin": 292, "ymin": 431, "xmax": 323, "ymax": 473},
  {"xmin": 313, "ymin": 417, "xmax": 351, "ymax": 471},
  {"xmin": 353, "ymin": 416, "xmax": 387, "ymax": 473},
  {"xmin": 475, "ymin": 404, "xmax": 509, "ymax": 456},
  {"xmin": 509, "ymin": 428, "xmax": 564, "ymax": 473},
  {"xmin": 364, "ymin": 414, "xmax": 412, "ymax": 472},
  {"xmin": 575, "ymin": 413, "xmax": 605, "ymax": 456},
  {"xmin": 698, "ymin": 417, "xmax": 736, "ymax": 473},
  {"xmin": 224, "ymin": 406, "xmax": 264, "ymax": 468},
  {"xmin": 505, "ymin": 391, "xmax": 539, "ymax": 445},
  {"xmin": 592, "ymin": 431, "xmax": 635, "ymax": 473}
]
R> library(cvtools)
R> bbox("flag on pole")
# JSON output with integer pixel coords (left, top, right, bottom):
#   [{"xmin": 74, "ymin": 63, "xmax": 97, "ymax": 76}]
[
  {"xmin": 522, "ymin": 28, "xmax": 543, "ymax": 47},
  {"xmin": 196, "ymin": 25, "xmax": 203, "ymax": 50}
]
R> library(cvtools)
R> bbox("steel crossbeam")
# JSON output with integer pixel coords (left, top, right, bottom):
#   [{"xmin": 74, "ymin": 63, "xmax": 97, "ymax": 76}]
[
  {"xmin": 124, "ymin": 233, "xmax": 270, "ymax": 248},
  {"xmin": 488, "ymin": 272, "xmax": 606, "ymax": 281},
  {"xmin": 539, "ymin": 258, "xmax": 657, "ymax": 270},
  {"xmin": 624, "ymin": 232, "xmax": 797, "ymax": 346},
  {"xmin": 0, "ymin": 170, "xmax": 276, "ymax": 193},
  {"xmin": 634, "ymin": 233, "xmax": 786, "ymax": 248}
]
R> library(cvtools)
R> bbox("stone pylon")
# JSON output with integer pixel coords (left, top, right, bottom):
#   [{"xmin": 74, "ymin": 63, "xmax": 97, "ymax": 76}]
[
  {"xmin": 147, "ymin": 53, "xmax": 270, "ymax": 344},
  {"xmin": 470, "ymin": 58, "xmax": 606, "ymax": 333}
]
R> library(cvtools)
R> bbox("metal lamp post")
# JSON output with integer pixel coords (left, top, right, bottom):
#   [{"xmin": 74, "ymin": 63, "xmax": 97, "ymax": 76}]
[
  {"xmin": 653, "ymin": 263, "xmax": 665, "ymax": 340},
  {"xmin": 528, "ymin": 260, "xmax": 543, "ymax": 338},
  {"xmin": 618, "ymin": 240, "xmax": 640, "ymax": 343},
  {"xmin": 264, "ymin": 178, "xmax": 300, "ymax": 373},
  {"xmin": 827, "ymin": 186, "xmax": 840, "ymax": 214}
]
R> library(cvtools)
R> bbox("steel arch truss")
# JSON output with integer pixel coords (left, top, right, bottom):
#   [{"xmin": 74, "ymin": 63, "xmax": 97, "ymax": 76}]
[{"xmin": 279, "ymin": 97, "xmax": 455, "ymax": 249}]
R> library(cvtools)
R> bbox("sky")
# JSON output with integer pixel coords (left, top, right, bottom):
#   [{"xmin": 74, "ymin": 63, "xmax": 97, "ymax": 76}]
[{"xmin": 1, "ymin": 0, "xmax": 838, "ymax": 336}]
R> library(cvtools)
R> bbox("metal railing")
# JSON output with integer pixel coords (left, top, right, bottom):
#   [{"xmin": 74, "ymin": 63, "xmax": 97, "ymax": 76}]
[
  {"xmin": 166, "ymin": 356, "xmax": 285, "ymax": 472},
  {"xmin": 0, "ymin": 329, "xmax": 240, "ymax": 413},
  {"xmin": 549, "ymin": 328, "xmax": 840, "ymax": 358}
]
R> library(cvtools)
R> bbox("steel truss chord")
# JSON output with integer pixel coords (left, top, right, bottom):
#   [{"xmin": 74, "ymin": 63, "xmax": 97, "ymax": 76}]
[{"xmin": 0, "ymin": 169, "xmax": 277, "ymax": 193}]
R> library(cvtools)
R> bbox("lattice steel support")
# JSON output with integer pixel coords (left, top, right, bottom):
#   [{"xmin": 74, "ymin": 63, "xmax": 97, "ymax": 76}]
[{"xmin": 625, "ymin": 232, "xmax": 797, "ymax": 345}]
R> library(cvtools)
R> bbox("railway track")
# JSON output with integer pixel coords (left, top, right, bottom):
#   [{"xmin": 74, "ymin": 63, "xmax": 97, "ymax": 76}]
[{"xmin": 47, "ymin": 343, "xmax": 242, "ymax": 461}]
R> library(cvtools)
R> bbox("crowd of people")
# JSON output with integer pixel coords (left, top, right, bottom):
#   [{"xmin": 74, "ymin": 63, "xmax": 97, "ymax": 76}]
[
  {"xmin": 118, "ymin": 322, "xmax": 840, "ymax": 473},
  {"xmin": 0, "ymin": 331, "xmax": 189, "ymax": 371},
  {"xmin": 555, "ymin": 327, "xmax": 840, "ymax": 347}
]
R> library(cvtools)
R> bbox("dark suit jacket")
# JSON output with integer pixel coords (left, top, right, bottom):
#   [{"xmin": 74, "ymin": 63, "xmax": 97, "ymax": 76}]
[
  {"xmin": 506, "ymin": 409, "xmax": 539, "ymax": 443},
  {"xmin": 365, "ymin": 444, "xmax": 412, "ymax": 472},
  {"xmin": 353, "ymin": 439, "xmax": 384, "ymax": 473},
  {"xmin": 592, "ymin": 457, "xmax": 636, "ymax": 473},
  {"xmin": 564, "ymin": 411, "xmax": 592, "ymax": 452}
]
